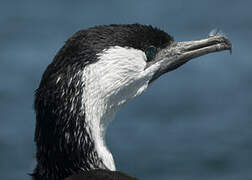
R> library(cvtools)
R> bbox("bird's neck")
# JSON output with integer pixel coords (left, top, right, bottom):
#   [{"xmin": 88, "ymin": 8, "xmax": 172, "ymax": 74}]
[
  {"xmin": 33, "ymin": 109, "xmax": 115, "ymax": 180},
  {"xmin": 84, "ymin": 103, "xmax": 116, "ymax": 171},
  {"xmin": 33, "ymin": 72, "xmax": 116, "ymax": 180},
  {"xmin": 33, "ymin": 101, "xmax": 116, "ymax": 180}
]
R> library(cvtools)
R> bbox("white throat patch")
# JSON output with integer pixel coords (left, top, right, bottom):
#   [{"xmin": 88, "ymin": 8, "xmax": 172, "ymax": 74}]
[{"xmin": 82, "ymin": 46, "xmax": 159, "ymax": 170}]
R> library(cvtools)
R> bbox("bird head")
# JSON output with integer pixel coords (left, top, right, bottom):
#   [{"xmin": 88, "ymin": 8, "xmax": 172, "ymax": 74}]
[
  {"xmin": 74, "ymin": 24, "xmax": 232, "ymax": 111},
  {"xmin": 33, "ymin": 24, "xmax": 232, "ymax": 180},
  {"xmin": 36, "ymin": 24, "xmax": 232, "ymax": 133}
]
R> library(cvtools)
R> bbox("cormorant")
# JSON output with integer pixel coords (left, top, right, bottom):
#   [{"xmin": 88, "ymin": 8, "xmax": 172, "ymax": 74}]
[{"xmin": 31, "ymin": 24, "xmax": 232, "ymax": 180}]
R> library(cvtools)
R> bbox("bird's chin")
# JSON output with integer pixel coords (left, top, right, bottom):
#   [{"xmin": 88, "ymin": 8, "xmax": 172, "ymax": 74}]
[{"xmin": 149, "ymin": 35, "xmax": 232, "ymax": 83}]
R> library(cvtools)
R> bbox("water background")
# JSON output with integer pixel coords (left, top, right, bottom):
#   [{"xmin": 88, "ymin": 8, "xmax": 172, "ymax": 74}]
[{"xmin": 0, "ymin": 0, "xmax": 251, "ymax": 179}]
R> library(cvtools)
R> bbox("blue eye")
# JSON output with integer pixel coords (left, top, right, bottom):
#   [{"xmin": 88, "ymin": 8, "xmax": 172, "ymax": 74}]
[{"xmin": 145, "ymin": 46, "xmax": 157, "ymax": 62}]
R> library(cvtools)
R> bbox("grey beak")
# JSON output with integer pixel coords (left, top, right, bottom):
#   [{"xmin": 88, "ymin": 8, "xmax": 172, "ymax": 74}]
[{"xmin": 150, "ymin": 35, "xmax": 232, "ymax": 82}]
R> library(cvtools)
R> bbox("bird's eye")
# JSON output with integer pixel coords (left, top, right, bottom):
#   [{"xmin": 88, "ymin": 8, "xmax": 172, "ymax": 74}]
[{"xmin": 145, "ymin": 46, "xmax": 157, "ymax": 62}]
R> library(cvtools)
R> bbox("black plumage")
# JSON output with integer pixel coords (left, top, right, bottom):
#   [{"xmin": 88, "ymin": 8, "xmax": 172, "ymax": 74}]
[
  {"xmin": 32, "ymin": 23, "xmax": 231, "ymax": 180},
  {"xmin": 32, "ymin": 24, "xmax": 173, "ymax": 180}
]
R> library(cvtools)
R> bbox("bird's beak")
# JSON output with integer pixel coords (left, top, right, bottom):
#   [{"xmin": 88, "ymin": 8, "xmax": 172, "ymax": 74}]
[{"xmin": 150, "ymin": 35, "xmax": 232, "ymax": 82}]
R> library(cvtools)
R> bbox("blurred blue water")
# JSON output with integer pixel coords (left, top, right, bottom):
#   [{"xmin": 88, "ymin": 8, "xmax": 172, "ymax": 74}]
[{"xmin": 0, "ymin": 0, "xmax": 251, "ymax": 180}]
